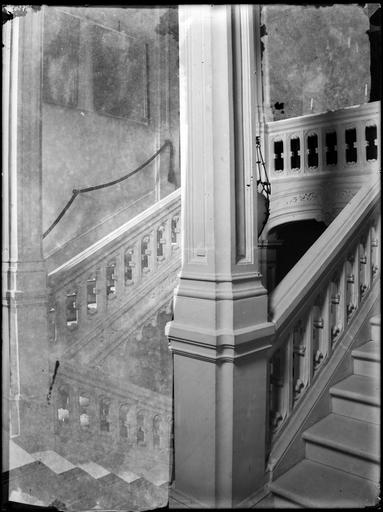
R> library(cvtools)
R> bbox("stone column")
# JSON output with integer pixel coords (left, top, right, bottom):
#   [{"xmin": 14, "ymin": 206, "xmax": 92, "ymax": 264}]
[
  {"xmin": 166, "ymin": 5, "xmax": 274, "ymax": 508},
  {"xmin": 2, "ymin": 8, "xmax": 52, "ymax": 454}
]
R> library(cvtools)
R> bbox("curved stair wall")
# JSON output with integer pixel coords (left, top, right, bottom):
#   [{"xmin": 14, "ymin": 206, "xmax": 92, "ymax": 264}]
[{"xmin": 264, "ymin": 101, "xmax": 380, "ymax": 233}]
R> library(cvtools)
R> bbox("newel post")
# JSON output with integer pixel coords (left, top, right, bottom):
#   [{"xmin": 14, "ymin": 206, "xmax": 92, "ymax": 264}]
[{"xmin": 165, "ymin": 5, "xmax": 274, "ymax": 508}]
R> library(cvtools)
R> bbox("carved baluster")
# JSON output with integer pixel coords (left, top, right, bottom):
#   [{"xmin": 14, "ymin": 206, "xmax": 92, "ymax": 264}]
[
  {"xmin": 371, "ymin": 216, "xmax": 380, "ymax": 280},
  {"xmin": 96, "ymin": 266, "xmax": 106, "ymax": 314},
  {"xmin": 141, "ymin": 235, "xmax": 151, "ymax": 275},
  {"xmin": 321, "ymin": 284, "xmax": 332, "ymax": 360},
  {"xmin": 150, "ymin": 229, "xmax": 158, "ymax": 272},
  {"xmin": 304, "ymin": 309, "xmax": 314, "ymax": 384},
  {"xmin": 124, "ymin": 247, "xmax": 135, "ymax": 287},
  {"xmin": 346, "ymin": 256, "xmax": 356, "ymax": 322},
  {"xmin": 330, "ymin": 277, "xmax": 341, "ymax": 346},
  {"xmin": 273, "ymin": 137, "xmax": 284, "ymax": 173},
  {"xmin": 355, "ymin": 120, "xmax": 364, "ymax": 165},
  {"xmin": 359, "ymin": 236, "xmax": 369, "ymax": 299},
  {"xmin": 65, "ymin": 289, "xmax": 79, "ymax": 332},
  {"xmin": 365, "ymin": 123, "xmax": 378, "ymax": 163},
  {"xmin": 365, "ymin": 228, "xmax": 372, "ymax": 290},
  {"xmin": 157, "ymin": 224, "xmax": 167, "ymax": 263},
  {"xmin": 290, "ymin": 135, "xmax": 301, "ymax": 171},
  {"xmin": 269, "ymin": 339, "xmax": 292, "ymax": 436},
  {"xmin": 339, "ymin": 263, "xmax": 348, "ymax": 335},
  {"xmin": 108, "ymin": 399, "xmax": 118, "ymax": 440},
  {"xmin": 76, "ymin": 279, "xmax": 87, "ymax": 327},
  {"xmin": 106, "ymin": 258, "xmax": 117, "ymax": 303},
  {"xmin": 55, "ymin": 293, "xmax": 67, "ymax": 343},
  {"xmin": 313, "ymin": 300, "xmax": 325, "ymax": 374},
  {"xmin": 70, "ymin": 386, "xmax": 80, "ymax": 435},
  {"xmin": 292, "ymin": 319, "xmax": 308, "ymax": 405},
  {"xmin": 116, "ymin": 248, "xmax": 125, "ymax": 298},
  {"xmin": 306, "ymin": 132, "xmax": 319, "ymax": 170},
  {"xmin": 48, "ymin": 293, "xmax": 57, "ymax": 344},
  {"xmin": 133, "ymin": 240, "xmax": 141, "ymax": 281},
  {"xmin": 163, "ymin": 218, "xmax": 172, "ymax": 259},
  {"xmin": 345, "ymin": 126, "xmax": 357, "ymax": 165},
  {"xmin": 171, "ymin": 215, "xmax": 180, "ymax": 251}
]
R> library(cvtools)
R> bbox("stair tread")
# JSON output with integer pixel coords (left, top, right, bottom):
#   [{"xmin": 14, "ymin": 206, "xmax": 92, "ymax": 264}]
[
  {"xmin": 330, "ymin": 375, "xmax": 380, "ymax": 405},
  {"xmin": 370, "ymin": 315, "xmax": 381, "ymax": 326},
  {"xmin": 303, "ymin": 413, "xmax": 380, "ymax": 461},
  {"xmin": 270, "ymin": 460, "xmax": 379, "ymax": 508},
  {"xmin": 352, "ymin": 341, "xmax": 380, "ymax": 361}
]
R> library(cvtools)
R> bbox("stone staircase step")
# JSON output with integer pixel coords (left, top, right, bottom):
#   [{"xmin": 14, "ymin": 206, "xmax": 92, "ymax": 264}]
[
  {"xmin": 269, "ymin": 459, "xmax": 379, "ymax": 508},
  {"xmin": 370, "ymin": 315, "xmax": 380, "ymax": 343},
  {"xmin": 31, "ymin": 450, "xmax": 77, "ymax": 474},
  {"xmin": 8, "ymin": 460, "xmax": 62, "ymax": 507},
  {"xmin": 330, "ymin": 375, "xmax": 380, "ymax": 423},
  {"xmin": 352, "ymin": 341, "xmax": 380, "ymax": 377},
  {"xmin": 303, "ymin": 413, "xmax": 380, "ymax": 482}
]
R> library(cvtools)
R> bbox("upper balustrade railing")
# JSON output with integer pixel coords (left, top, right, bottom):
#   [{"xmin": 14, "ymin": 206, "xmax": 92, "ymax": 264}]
[
  {"xmin": 48, "ymin": 189, "xmax": 181, "ymax": 349},
  {"xmin": 265, "ymin": 101, "xmax": 380, "ymax": 178},
  {"xmin": 267, "ymin": 176, "xmax": 380, "ymax": 442}
]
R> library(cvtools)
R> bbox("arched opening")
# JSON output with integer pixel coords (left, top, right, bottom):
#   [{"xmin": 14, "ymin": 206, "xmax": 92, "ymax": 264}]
[{"xmin": 268, "ymin": 219, "xmax": 328, "ymax": 288}]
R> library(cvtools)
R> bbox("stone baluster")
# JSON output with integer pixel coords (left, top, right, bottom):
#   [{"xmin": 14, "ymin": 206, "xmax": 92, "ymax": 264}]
[
  {"xmin": 76, "ymin": 279, "xmax": 87, "ymax": 328},
  {"xmin": 55, "ymin": 293, "xmax": 67, "ymax": 344},
  {"xmin": 116, "ymin": 248, "xmax": 126, "ymax": 299},
  {"xmin": 292, "ymin": 320, "xmax": 307, "ymax": 404},
  {"xmin": 356, "ymin": 119, "xmax": 365, "ymax": 165},
  {"xmin": 95, "ymin": 266, "xmax": 106, "ymax": 314},
  {"xmin": 338, "ymin": 264, "xmax": 348, "ymax": 337},
  {"xmin": 371, "ymin": 215, "xmax": 380, "ymax": 279},
  {"xmin": 321, "ymin": 285, "xmax": 332, "ymax": 361},
  {"xmin": 163, "ymin": 218, "xmax": 172, "ymax": 259},
  {"xmin": 304, "ymin": 309, "xmax": 314, "ymax": 386},
  {"xmin": 150, "ymin": 228, "xmax": 158, "ymax": 272},
  {"xmin": 133, "ymin": 240, "xmax": 141, "ymax": 283}
]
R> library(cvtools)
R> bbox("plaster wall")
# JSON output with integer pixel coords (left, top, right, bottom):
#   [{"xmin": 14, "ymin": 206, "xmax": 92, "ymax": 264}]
[
  {"xmin": 41, "ymin": 7, "xmax": 180, "ymax": 259},
  {"xmin": 261, "ymin": 4, "xmax": 371, "ymax": 121}
]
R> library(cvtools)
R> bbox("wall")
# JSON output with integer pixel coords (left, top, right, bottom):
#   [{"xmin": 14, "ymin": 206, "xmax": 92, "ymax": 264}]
[
  {"xmin": 42, "ymin": 7, "xmax": 180, "ymax": 259},
  {"xmin": 261, "ymin": 4, "xmax": 371, "ymax": 121}
]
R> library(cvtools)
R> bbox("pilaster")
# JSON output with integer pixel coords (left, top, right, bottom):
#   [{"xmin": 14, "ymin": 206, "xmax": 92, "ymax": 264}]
[
  {"xmin": 2, "ymin": 8, "xmax": 52, "ymax": 454},
  {"xmin": 166, "ymin": 5, "xmax": 274, "ymax": 508}
]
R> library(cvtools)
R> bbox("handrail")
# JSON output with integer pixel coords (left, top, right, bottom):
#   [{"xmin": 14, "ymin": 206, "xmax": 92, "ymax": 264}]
[
  {"xmin": 43, "ymin": 139, "xmax": 175, "ymax": 239},
  {"xmin": 46, "ymin": 188, "xmax": 181, "ymax": 350},
  {"xmin": 48, "ymin": 188, "xmax": 181, "ymax": 279},
  {"xmin": 270, "ymin": 175, "xmax": 380, "ymax": 336},
  {"xmin": 268, "ymin": 175, "xmax": 380, "ymax": 440}
]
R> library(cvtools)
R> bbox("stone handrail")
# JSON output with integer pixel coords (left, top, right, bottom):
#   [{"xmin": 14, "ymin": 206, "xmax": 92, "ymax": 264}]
[
  {"xmin": 265, "ymin": 101, "xmax": 380, "ymax": 177},
  {"xmin": 47, "ymin": 189, "xmax": 181, "ymax": 349},
  {"xmin": 268, "ymin": 176, "xmax": 380, "ymax": 439}
]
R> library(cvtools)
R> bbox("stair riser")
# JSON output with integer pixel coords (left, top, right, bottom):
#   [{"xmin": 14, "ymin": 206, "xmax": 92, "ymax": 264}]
[
  {"xmin": 353, "ymin": 358, "xmax": 380, "ymax": 377},
  {"xmin": 305, "ymin": 442, "xmax": 380, "ymax": 482},
  {"xmin": 331, "ymin": 397, "xmax": 380, "ymax": 424}
]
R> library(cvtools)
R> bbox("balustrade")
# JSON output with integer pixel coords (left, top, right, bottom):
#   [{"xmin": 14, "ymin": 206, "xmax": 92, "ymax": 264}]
[
  {"xmin": 265, "ymin": 102, "xmax": 380, "ymax": 176},
  {"xmin": 53, "ymin": 374, "xmax": 171, "ymax": 451},
  {"xmin": 268, "ymin": 180, "xmax": 380, "ymax": 443},
  {"xmin": 48, "ymin": 190, "xmax": 181, "ymax": 345}
]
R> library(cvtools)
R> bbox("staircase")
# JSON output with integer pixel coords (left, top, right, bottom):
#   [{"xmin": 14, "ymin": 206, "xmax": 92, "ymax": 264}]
[
  {"xmin": 7, "ymin": 440, "xmax": 168, "ymax": 510},
  {"xmin": 269, "ymin": 315, "xmax": 380, "ymax": 508}
]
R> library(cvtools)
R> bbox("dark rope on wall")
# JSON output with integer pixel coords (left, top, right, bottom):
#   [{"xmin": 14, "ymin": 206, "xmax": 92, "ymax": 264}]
[{"xmin": 43, "ymin": 139, "xmax": 174, "ymax": 239}]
